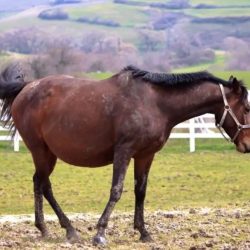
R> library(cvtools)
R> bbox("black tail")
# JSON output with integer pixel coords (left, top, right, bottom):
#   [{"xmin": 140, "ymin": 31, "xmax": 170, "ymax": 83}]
[
  {"xmin": 0, "ymin": 64, "xmax": 27, "ymax": 133},
  {"xmin": 0, "ymin": 64, "xmax": 26, "ymax": 99}
]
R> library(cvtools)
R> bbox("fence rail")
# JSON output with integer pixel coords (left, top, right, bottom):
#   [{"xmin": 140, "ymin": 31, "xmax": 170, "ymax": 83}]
[
  {"xmin": 170, "ymin": 114, "xmax": 226, "ymax": 152},
  {"xmin": 0, "ymin": 126, "xmax": 20, "ymax": 151}
]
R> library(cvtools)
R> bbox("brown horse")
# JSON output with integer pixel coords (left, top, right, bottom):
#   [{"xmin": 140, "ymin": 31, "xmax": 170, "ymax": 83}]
[{"xmin": 1, "ymin": 64, "xmax": 250, "ymax": 245}]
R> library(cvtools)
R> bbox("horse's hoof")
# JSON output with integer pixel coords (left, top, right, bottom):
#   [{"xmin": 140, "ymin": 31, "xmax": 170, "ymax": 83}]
[
  {"xmin": 41, "ymin": 230, "xmax": 49, "ymax": 239},
  {"xmin": 140, "ymin": 234, "xmax": 153, "ymax": 243},
  {"xmin": 66, "ymin": 230, "xmax": 80, "ymax": 243},
  {"xmin": 92, "ymin": 235, "xmax": 107, "ymax": 246}
]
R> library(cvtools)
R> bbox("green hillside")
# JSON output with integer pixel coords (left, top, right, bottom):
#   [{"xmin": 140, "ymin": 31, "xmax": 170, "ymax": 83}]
[
  {"xmin": 0, "ymin": 0, "xmax": 249, "ymax": 74},
  {"xmin": 190, "ymin": 0, "xmax": 250, "ymax": 6},
  {"xmin": 1, "ymin": 0, "xmax": 250, "ymax": 42}
]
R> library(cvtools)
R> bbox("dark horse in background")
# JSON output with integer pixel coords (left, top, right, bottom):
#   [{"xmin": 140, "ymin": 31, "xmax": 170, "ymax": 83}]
[{"xmin": 0, "ymin": 64, "xmax": 250, "ymax": 245}]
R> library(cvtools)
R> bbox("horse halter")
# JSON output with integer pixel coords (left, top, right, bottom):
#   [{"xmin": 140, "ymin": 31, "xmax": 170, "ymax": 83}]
[{"xmin": 216, "ymin": 83, "xmax": 250, "ymax": 142}]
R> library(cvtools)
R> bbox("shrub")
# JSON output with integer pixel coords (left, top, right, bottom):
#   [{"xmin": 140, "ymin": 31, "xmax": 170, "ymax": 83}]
[
  {"xmin": 52, "ymin": 0, "xmax": 81, "ymax": 5},
  {"xmin": 38, "ymin": 8, "xmax": 68, "ymax": 20},
  {"xmin": 77, "ymin": 17, "xmax": 120, "ymax": 27}
]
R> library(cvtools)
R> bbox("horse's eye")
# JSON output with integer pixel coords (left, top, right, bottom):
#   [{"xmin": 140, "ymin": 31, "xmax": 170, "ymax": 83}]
[{"xmin": 245, "ymin": 106, "xmax": 250, "ymax": 114}]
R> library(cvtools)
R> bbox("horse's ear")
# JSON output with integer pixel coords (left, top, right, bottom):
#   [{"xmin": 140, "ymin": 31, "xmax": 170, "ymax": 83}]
[
  {"xmin": 232, "ymin": 77, "xmax": 241, "ymax": 95},
  {"xmin": 229, "ymin": 75, "xmax": 234, "ymax": 83}
]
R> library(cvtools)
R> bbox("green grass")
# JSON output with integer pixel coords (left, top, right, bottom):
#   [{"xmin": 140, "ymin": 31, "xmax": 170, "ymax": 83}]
[
  {"xmin": 214, "ymin": 71, "xmax": 250, "ymax": 87},
  {"xmin": 185, "ymin": 7, "xmax": 250, "ymax": 18},
  {"xmin": 67, "ymin": 2, "xmax": 150, "ymax": 27},
  {"xmin": 190, "ymin": 0, "xmax": 250, "ymax": 6},
  {"xmin": 126, "ymin": 0, "xmax": 250, "ymax": 5},
  {"xmin": 0, "ymin": 14, "xmax": 140, "ymax": 45},
  {"xmin": 0, "ymin": 139, "xmax": 250, "ymax": 215},
  {"xmin": 81, "ymin": 71, "xmax": 112, "ymax": 80}
]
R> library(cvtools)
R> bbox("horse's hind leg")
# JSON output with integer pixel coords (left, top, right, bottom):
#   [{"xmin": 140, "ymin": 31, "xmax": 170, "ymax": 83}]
[
  {"xmin": 43, "ymin": 178, "xmax": 78, "ymax": 242},
  {"xmin": 134, "ymin": 154, "xmax": 154, "ymax": 242},
  {"xmin": 31, "ymin": 145, "xmax": 77, "ymax": 241},
  {"xmin": 33, "ymin": 172, "xmax": 48, "ymax": 237},
  {"xmin": 32, "ymin": 146, "xmax": 56, "ymax": 238}
]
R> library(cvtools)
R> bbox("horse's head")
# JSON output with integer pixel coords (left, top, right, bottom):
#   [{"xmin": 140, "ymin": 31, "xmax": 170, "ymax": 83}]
[{"xmin": 215, "ymin": 76, "xmax": 250, "ymax": 153}]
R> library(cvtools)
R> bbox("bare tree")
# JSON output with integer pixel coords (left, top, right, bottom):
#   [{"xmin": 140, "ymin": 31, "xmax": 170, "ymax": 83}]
[
  {"xmin": 138, "ymin": 30, "xmax": 165, "ymax": 52},
  {"xmin": 224, "ymin": 37, "xmax": 250, "ymax": 70},
  {"xmin": 80, "ymin": 31, "xmax": 106, "ymax": 53},
  {"xmin": 0, "ymin": 28, "xmax": 52, "ymax": 54},
  {"xmin": 25, "ymin": 44, "xmax": 84, "ymax": 79}
]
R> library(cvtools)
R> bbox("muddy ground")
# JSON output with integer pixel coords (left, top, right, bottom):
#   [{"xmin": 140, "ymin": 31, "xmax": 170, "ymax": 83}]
[{"xmin": 0, "ymin": 207, "xmax": 250, "ymax": 250}]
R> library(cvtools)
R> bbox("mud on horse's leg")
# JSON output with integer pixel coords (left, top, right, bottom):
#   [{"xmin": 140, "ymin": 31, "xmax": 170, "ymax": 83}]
[
  {"xmin": 43, "ymin": 178, "xmax": 78, "ymax": 242},
  {"xmin": 93, "ymin": 147, "xmax": 131, "ymax": 245},
  {"xmin": 134, "ymin": 154, "xmax": 154, "ymax": 242},
  {"xmin": 33, "ymin": 173, "xmax": 48, "ymax": 238},
  {"xmin": 32, "ymin": 146, "xmax": 77, "ymax": 241}
]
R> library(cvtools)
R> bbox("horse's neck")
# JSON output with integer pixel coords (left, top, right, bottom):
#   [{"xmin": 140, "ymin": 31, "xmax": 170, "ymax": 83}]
[{"xmin": 159, "ymin": 83, "xmax": 224, "ymax": 126}]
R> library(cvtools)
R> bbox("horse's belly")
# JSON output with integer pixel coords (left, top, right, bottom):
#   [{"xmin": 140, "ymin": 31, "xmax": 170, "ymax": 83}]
[
  {"xmin": 45, "ymin": 135, "xmax": 114, "ymax": 167},
  {"xmin": 58, "ymin": 152, "xmax": 113, "ymax": 167}
]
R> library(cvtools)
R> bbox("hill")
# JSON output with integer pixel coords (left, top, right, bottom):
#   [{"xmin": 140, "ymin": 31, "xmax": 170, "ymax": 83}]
[{"xmin": 0, "ymin": 0, "xmax": 249, "ymax": 74}]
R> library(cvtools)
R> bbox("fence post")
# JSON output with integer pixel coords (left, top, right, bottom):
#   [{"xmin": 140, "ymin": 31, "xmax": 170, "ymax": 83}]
[
  {"xmin": 14, "ymin": 131, "xmax": 20, "ymax": 152},
  {"xmin": 189, "ymin": 118, "xmax": 195, "ymax": 152}
]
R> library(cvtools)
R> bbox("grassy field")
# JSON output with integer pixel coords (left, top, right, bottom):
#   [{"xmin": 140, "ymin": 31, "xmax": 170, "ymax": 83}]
[
  {"xmin": 190, "ymin": 0, "xmax": 250, "ymax": 6},
  {"xmin": 0, "ymin": 138, "xmax": 250, "ymax": 215},
  {"xmin": 130, "ymin": 0, "xmax": 250, "ymax": 5},
  {"xmin": 185, "ymin": 7, "xmax": 250, "ymax": 18},
  {"xmin": 1, "ymin": 0, "xmax": 249, "ymax": 44},
  {"xmin": 67, "ymin": 2, "xmax": 150, "ymax": 27}
]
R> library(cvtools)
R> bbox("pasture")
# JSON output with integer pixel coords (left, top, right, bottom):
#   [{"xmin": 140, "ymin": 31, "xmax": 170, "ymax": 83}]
[
  {"xmin": 1, "ymin": 139, "xmax": 250, "ymax": 215},
  {"xmin": 0, "ymin": 140, "xmax": 250, "ymax": 249},
  {"xmin": 1, "ymin": 1, "xmax": 250, "ymax": 248}
]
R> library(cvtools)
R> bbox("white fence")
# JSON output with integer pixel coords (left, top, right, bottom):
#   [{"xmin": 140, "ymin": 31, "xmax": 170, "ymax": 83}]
[
  {"xmin": 0, "ymin": 126, "xmax": 20, "ymax": 152},
  {"xmin": 170, "ymin": 114, "xmax": 225, "ymax": 152}
]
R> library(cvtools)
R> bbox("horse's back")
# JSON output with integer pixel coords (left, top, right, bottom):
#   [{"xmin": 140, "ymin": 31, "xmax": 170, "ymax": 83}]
[{"xmin": 11, "ymin": 74, "xmax": 140, "ymax": 165}]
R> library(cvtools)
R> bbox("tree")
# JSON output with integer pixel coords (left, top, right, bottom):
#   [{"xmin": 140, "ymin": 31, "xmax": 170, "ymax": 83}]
[
  {"xmin": 0, "ymin": 28, "xmax": 51, "ymax": 54},
  {"xmin": 224, "ymin": 37, "xmax": 250, "ymax": 70},
  {"xmin": 138, "ymin": 30, "xmax": 165, "ymax": 51},
  {"xmin": 26, "ymin": 44, "xmax": 84, "ymax": 79}
]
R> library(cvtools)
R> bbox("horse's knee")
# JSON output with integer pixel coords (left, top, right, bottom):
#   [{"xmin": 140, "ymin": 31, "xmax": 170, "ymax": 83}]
[{"xmin": 110, "ymin": 185, "xmax": 123, "ymax": 202}]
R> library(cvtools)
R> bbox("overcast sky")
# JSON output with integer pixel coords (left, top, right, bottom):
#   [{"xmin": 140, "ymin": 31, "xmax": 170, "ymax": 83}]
[{"xmin": 0, "ymin": 0, "xmax": 50, "ymax": 11}]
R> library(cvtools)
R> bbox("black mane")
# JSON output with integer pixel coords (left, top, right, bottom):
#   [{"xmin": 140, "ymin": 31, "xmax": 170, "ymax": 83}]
[{"xmin": 122, "ymin": 65, "xmax": 229, "ymax": 86}]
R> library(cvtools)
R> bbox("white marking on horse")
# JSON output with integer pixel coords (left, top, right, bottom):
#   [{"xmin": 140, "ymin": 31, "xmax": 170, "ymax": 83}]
[
  {"xmin": 62, "ymin": 75, "xmax": 74, "ymax": 79},
  {"xmin": 30, "ymin": 80, "xmax": 40, "ymax": 89}
]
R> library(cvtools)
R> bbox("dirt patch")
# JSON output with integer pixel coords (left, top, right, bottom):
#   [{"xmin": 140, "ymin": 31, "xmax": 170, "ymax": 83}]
[{"xmin": 0, "ymin": 208, "xmax": 250, "ymax": 249}]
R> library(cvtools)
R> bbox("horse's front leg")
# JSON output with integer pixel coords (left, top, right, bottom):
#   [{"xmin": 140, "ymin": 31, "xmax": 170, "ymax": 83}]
[
  {"xmin": 93, "ymin": 146, "xmax": 131, "ymax": 245},
  {"xmin": 134, "ymin": 154, "xmax": 154, "ymax": 242}
]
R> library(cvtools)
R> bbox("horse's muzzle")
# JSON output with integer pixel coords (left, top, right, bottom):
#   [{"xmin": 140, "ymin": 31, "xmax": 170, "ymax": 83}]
[{"xmin": 236, "ymin": 142, "xmax": 250, "ymax": 153}]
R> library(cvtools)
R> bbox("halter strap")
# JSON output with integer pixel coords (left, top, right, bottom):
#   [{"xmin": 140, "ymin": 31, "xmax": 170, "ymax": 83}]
[{"xmin": 216, "ymin": 84, "xmax": 250, "ymax": 142}]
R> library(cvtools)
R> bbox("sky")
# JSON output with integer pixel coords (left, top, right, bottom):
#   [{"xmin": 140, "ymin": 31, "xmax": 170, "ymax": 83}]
[{"xmin": 0, "ymin": 0, "xmax": 50, "ymax": 11}]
